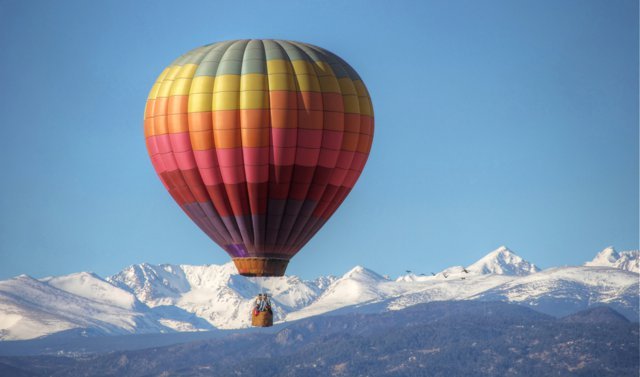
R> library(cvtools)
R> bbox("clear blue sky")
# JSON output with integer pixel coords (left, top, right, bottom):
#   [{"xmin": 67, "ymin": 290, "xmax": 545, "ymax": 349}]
[{"xmin": 0, "ymin": 0, "xmax": 637, "ymax": 280}]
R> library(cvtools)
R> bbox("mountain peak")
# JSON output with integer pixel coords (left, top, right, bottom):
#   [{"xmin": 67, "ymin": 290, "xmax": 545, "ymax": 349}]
[
  {"xmin": 466, "ymin": 246, "xmax": 539, "ymax": 275},
  {"xmin": 585, "ymin": 246, "xmax": 619, "ymax": 266},
  {"xmin": 585, "ymin": 247, "xmax": 638, "ymax": 273},
  {"xmin": 494, "ymin": 245, "xmax": 511, "ymax": 253},
  {"xmin": 342, "ymin": 266, "xmax": 386, "ymax": 281}
]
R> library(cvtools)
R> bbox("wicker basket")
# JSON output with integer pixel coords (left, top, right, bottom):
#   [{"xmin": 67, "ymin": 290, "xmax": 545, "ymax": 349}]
[{"xmin": 251, "ymin": 310, "xmax": 273, "ymax": 327}]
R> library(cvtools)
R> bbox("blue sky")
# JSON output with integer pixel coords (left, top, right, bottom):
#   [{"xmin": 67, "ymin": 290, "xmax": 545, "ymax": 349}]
[{"xmin": 0, "ymin": 0, "xmax": 637, "ymax": 280}]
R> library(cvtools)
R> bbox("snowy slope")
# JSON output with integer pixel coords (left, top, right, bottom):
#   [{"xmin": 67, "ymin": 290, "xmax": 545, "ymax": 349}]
[
  {"xmin": 585, "ymin": 247, "xmax": 639, "ymax": 273},
  {"xmin": 474, "ymin": 266, "xmax": 639, "ymax": 319},
  {"xmin": 109, "ymin": 262, "xmax": 335, "ymax": 329},
  {"xmin": 286, "ymin": 266, "xmax": 394, "ymax": 320},
  {"xmin": 44, "ymin": 272, "xmax": 143, "ymax": 310},
  {"xmin": 1, "ymin": 246, "xmax": 638, "ymax": 340},
  {"xmin": 0, "ymin": 274, "xmax": 169, "ymax": 341},
  {"xmin": 107, "ymin": 263, "xmax": 191, "ymax": 306}
]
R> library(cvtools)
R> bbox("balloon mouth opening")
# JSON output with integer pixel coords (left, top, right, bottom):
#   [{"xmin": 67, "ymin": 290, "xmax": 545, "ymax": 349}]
[{"xmin": 233, "ymin": 258, "xmax": 289, "ymax": 277}]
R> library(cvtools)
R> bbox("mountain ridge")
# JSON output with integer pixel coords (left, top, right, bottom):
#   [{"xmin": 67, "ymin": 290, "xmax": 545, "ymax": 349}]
[{"xmin": 0, "ymin": 246, "xmax": 637, "ymax": 341}]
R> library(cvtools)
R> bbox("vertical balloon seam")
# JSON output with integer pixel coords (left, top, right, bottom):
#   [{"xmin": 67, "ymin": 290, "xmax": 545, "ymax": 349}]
[
  {"xmin": 282, "ymin": 42, "xmax": 343, "ymax": 252},
  {"xmin": 279, "ymin": 42, "xmax": 331, "ymax": 252},
  {"xmin": 194, "ymin": 40, "xmax": 246, "ymax": 251},
  {"xmin": 267, "ymin": 39, "xmax": 301, "ymax": 256},
  {"xmin": 193, "ymin": 44, "xmax": 242, "ymax": 248},
  {"xmin": 261, "ymin": 39, "xmax": 279, "ymax": 253},
  {"xmin": 266, "ymin": 41, "xmax": 322, "ymax": 255},
  {"xmin": 264, "ymin": 39, "xmax": 292, "ymax": 253},
  {"xmin": 156, "ymin": 50, "xmax": 228, "ymax": 247},
  {"xmin": 240, "ymin": 39, "xmax": 266, "ymax": 254},
  {"xmin": 146, "ymin": 46, "xmax": 228, "ymax": 248},
  {"xmin": 185, "ymin": 42, "xmax": 225, "ymax": 243},
  {"xmin": 172, "ymin": 46, "xmax": 232, "ymax": 247},
  {"xmin": 301, "ymin": 63, "xmax": 372, "ymax": 252},
  {"xmin": 214, "ymin": 40, "xmax": 254, "ymax": 255},
  {"xmin": 228, "ymin": 39, "xmax": 259, "ymax": 255},
  {"xmin": 234, "ymin": 40, "xmax": 256, "ymax": 250},
  {"xmin": 278, "ymin": 40, "xmax": 326, "ymax": 256},
  {"xmin": 260, "ymin": 40, "xmax": 275, "ymax": 256},
  {"xmin": 199, "ymin": 40, "xmax": 243, "ymax": 251},
  {"xmin": 290, "ymin": 41, "xmax": 341, "ymax": 251},
  {"xmin": 170, "ymin": 46, "xmax": 232, "ymax": 247},
  {"xmin": 288, "ymin": 47, "xmax": 361, "ymax": 252}
]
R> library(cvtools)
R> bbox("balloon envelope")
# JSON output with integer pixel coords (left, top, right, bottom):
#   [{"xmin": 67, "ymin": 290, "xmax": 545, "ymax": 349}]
[{"xmin": 144, "ymin": 40, "xmax": 374, "ymax": 276}]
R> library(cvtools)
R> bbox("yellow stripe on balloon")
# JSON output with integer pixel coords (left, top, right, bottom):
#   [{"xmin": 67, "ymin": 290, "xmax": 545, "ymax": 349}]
[
  {"xmin": 240, "ymin": 74, "xmax": 268, "ymax": 91},
  {"xmin": 290, "ymin": 60, "xmax": 315, "ymax": 75},
  {"xmin": 292, "ymin": 74, "xmax": 321, "ymax": 92},
  {"xmin": 175, "ymin": 64, "xmax": 198, "ymax": 79},
  {"xmin": 266, "ymin": 60, "xmax": 293, "ymax": 74},
  {"xmin": 240, "ymin": 90, "xmax": 269, "ymax": 110},
  {"xmin": 267, "ymin": 73, "xmax": 295, "ymax": 91},
  {"xmin": 317, "ymin": 76, "xmax": 341, "ymax": 93},
  {"xmin": 147, "ymin": 83, "xmax": 161, "ymax": 101},
  {"xmin": 170, "ymin": 78, "xmax": 192, "ymax": 96},
  {"xmin": 337, "ymin": 78, "xmax": 357, "ymax": 95},
  {"xmin": 214, "ymin": 75, "xmax": 241, "ymax": 92},
  {"xmin": 342, "ymin": 95, "xmax": 361, "ymax": 114},
  {"xmin": 212, "ymin": 91, "xmax": 239, "ymax": 111},
  {"xmin": 189, "ymin": 76, "xmax": 215, "ymax": 94},
  {"xmin": 188, "ymin": 93, "xmax": 213, "ymax": 112}
]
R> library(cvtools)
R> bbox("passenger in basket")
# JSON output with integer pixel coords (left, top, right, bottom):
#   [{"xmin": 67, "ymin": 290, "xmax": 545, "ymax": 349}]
[
  {"xmin": 253, "ymin": 294, "xmax": 264, "ymax": 315},
  {"xmin": 258, "ymin": 294, "xmax": 267, "ymax": 312}
]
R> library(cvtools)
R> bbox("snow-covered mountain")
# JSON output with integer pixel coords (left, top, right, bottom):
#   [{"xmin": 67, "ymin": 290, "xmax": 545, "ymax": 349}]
[
  {"xmin": 467, "ymin": 246, "xmax": 540, "ymax": 275},
  {"xmin": 0, "ymin": 273, "xmax": 171, "ymax": 341},
  {"xmin": 107, "ymin": 262, "xmax": 334, "ymax": 330},
  {"xmin": 1, "ymin": 246, "xmax": 638, "ymax": 341},
  {"xmin": 584, "ymin": 246, "xmax": 639, "ymax": 273}
]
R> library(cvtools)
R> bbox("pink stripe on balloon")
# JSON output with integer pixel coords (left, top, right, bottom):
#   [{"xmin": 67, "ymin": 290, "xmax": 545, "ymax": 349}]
[
  {"xmin": 193, "ymin": 149, "xmax": 219, "ymax": 169},
  {"xmin": 169, "ymin": 132, "xmax": 192, "ymax": 152},
  {"xmin": 243, "ymin": 147, "xmax": 269, "ymax": 166},
  {"xmin": 245, "ymin": 165, "xmax": 269, "ymax": 183},
  {"xmin": 351, "ymin": 152, "xmax": 368, "ymax": 171},
  {"xmin": 174, "ymin": 150, "xmax": 197, "ymax": 170},
  {"xmin": 336, "ymin": 151, "xmax": 355, "ymax": 169},
  {"xmin": 322, "ymin": 112, "xmax": 344, "ymax": 131},
  {"xmin": 146, "ymin": 137, "xmax": 160, "ymax": 156},
  {"xmin": 317, "ymin": 149, "xmax": 340, "ymax": 168},
  {"xmin": 329, "ymin": 167, "xmax": 348, "ymax": 186},
  {"xmin": 321, "ymin": 130, "xmax": 343, "ymax": 150},
  {"xmin": 219, "ymin": 165, "xmax": 246, "ymax": 184},
  {"xmin": 271, "ymin": 128, "xmax": 297, "ymax": 148},
  {"xmin": 297, "ymin": 129, "xmax": 322, "ymax": 148},
  {"xmin": 155, "ymin": 134, "xmax": 172, "ymax": 153},
  {"xmin": 343, "ymin": 170, "xmax": 359, "ymax": 188},
  {"xmin": 160, "ymin": 153, "xmax": 178, "ymax": 171},
  {"xmin": 151, "ymin": 154, "xmax": 167, "ymax": 173},
  {"xmin": 271, "ymin": 146, "xmax": 296, "ymax": 166},
  {"xmin": 216, "ymin": 148, "xmax": 243, "ymax": 167},
  {"xmin": 360, "ymin": 116, "xmax": 374, "ymax": 135},
  {"xmin": 199, "ymin": 167, "xmax": 223, "ymax": 185},
  {"xmin": 295, "ymin": 147, "xmax": 320, "ymax": 167}
]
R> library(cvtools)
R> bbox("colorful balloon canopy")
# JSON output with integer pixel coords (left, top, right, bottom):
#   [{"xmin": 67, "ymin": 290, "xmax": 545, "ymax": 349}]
[{"xmin": 144, "ymin": 39, "xmax": 374, "ymax": 276}]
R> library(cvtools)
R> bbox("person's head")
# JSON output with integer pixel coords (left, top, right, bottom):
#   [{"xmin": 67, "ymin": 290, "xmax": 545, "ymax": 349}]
[{"xmin": 258, "ymin": 293, "xmax": 263, "ymax": 297}]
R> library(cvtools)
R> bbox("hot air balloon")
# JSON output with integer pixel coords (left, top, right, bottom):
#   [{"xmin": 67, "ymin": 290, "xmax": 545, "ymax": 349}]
[{"xmin": 144, "ymin": 39, "xmax": 374, "ymax": 279}]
